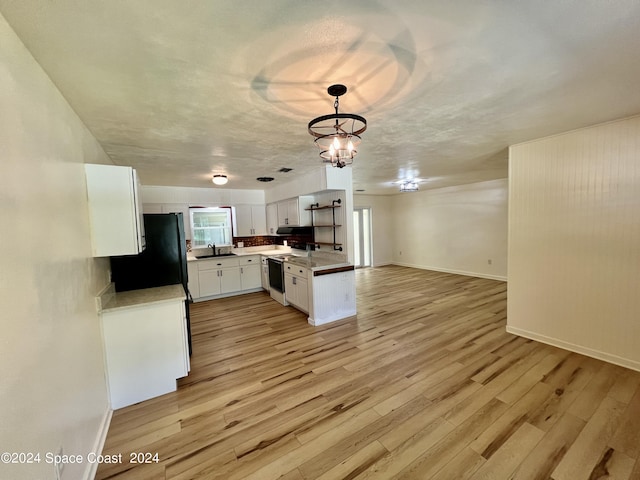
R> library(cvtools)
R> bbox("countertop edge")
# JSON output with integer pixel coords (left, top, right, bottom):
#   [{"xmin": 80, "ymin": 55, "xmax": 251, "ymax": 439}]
[{"xmin": 100, "ymin": 284, "xmax": 186, "ymax": 313}]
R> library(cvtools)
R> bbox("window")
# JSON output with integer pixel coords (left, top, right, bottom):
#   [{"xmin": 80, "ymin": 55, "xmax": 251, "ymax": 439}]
[{"xmin": 190, "ymin": 207, "xmax": 233, "ymax": 247}]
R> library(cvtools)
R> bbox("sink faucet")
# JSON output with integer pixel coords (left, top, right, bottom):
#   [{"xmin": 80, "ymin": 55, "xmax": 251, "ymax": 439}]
[{"xmin": 207, "ymin": 243, "xmax": 216, "ymax": 256}]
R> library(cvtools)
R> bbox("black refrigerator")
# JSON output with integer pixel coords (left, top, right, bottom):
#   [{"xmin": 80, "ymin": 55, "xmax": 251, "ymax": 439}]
[{"xmin": 110, "ymin": 213, "xmax": 192, "ymax": 355}]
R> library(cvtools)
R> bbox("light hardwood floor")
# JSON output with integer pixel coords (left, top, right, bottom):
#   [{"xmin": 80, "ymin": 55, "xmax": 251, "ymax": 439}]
[{"xmin": 96, "ymin": 266, "xmax": 640, "ymax": 480}]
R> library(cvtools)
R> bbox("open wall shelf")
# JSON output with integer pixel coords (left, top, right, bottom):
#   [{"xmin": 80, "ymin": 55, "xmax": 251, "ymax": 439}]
[{"xmin": 307, "ymin": 198, "xmax": 343, "ymax": 251}]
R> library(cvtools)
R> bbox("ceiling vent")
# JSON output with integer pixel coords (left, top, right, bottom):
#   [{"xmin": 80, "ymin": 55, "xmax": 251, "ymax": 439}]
[
  {"xmin": 256, "ymin": 177, "xmax": 274, "ymax": 182},
  {"xmin": 278, "ymin": 167, "xmax": 293, "ymax": 173}
]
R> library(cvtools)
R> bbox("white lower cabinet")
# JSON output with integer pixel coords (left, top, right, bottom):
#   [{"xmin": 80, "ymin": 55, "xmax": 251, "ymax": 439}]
[
  {"xmin": 239, "ymin": 256, "xmax": 261, "ymax": 290},
  {"xmin": 101, "ymin": 299, "xmax": 189, "ymax": 409},
  {"xmin": 199, "ymin": 267, "xmax": 241, "ymax": 296},
  {"xmin": 187, "ymin": 261, "xmax": 199, "ymax": 299},
  {"xmin": 261, "ymin": 259, "xmax": 270, "ymax": 291},
  {"xmin": 284, "ymin": 264, "xmax": 309, "ymax": 313},
  {"xmin": 192, "ymin": 255, "xmax": 262, "ymax": 300}
]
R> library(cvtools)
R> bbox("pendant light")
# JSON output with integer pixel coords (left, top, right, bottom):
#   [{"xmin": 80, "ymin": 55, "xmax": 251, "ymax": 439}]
[{"xmin": 308, "ymin": 84, "xmax": 367, "ymax": 168}]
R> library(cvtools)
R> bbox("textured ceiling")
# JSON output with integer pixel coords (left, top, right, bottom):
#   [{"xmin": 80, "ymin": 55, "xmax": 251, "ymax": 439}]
[{"xmin": 2, "ymin": 0, "xmax": 640, "ymax": 194}]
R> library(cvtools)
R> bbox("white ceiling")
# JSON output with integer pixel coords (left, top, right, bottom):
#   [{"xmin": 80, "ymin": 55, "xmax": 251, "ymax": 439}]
[{"xmin": 2, "ymin": 1, "xmax": 640, "ymax": 194}]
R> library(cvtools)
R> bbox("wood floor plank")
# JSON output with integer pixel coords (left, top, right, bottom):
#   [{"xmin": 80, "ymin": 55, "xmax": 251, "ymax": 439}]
[
  {"xmin": 312, "ymin": 441, "xmax": 388, "ymax": 480},
  {"xmin": 609, "ymin": 385, "xmax": 640, "ymax": 459},
  {"xmin": 350, "ymin": 417, "xmax": 455, "ymax": 480},
  {"xmin": 94, "ymin": 266, "xmax": 640, "ymax": 480},
  {"xmin": 467, "ymin": 422, "xmax": 545, "ymax": 480},
  {"xmin": 429, "ymin": 446, "xmax": 487, "ymax": 480},
  {"xmin": 551, "ymin": 395, "xmax": 626, "ymax": 480},
  {"xmin": 393, "ymin": 398, "xmax": 511, "ymax": 480},
  {"xmin": 242, "ymin": 408, "xmax": 382, "ymax": 480},
  {"xmin": 469, "ymin": 381, "xmax": 553, "ymax": 459},
  {"xmin": 568, "ymin": 362, "xmax": 620, "ymax": 421},
  {"xmin": 508, "ymin": 412, "xmax": 585, "ymax": 480}
]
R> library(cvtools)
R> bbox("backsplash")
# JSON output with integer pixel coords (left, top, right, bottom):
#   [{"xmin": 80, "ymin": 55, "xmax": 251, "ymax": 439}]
[
  {"xmin": 232, "ymin": 236, "xmax": 278, "ymax": 248},
  {"xmin": 186, "ymin": 234, "xmax": 315, "ymax": 252},
  {"xmin": 232, "ymin": 234, "xmax": 314, "ymax": 249}
]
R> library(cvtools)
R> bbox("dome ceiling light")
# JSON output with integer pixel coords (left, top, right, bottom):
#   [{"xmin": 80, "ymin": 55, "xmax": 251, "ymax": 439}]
[
  {"xmin": 308, "ymin": 84, "xmax": 367, "ymax": 168},
  {"xmin": 212, "ymin": 174, "xmax": 228, "ymax": 185}
]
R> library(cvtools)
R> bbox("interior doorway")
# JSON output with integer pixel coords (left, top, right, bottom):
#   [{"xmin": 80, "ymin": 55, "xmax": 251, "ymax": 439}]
[{"xmin": 353, "ymin": 207, "xmax": 372, "ymax": 268}]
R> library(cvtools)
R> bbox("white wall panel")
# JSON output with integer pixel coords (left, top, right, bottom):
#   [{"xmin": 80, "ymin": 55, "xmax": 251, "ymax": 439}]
[{"xmin": 508, "ymin": 115, "xmax": 640, "ymax": 371}]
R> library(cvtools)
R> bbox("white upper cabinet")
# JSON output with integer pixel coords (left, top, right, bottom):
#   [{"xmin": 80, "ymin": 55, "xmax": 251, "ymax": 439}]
[
  {"xmin": 143, "ymin": 203, "xmax": 191, "ymax": 240},
  {"xmin": 234, "ymin": 205, "xmax": 267, "ymax": 236},
  {"xmin": 266, "ymin": 203, "xmax": 278, "ymax": 235},
  {"xmin": 85, "ymin": 164, "xmax": 145, "ymax": 257},
  {"xmin": 276, "ymin": 196, "xmax": 313, "ymax": 227}
]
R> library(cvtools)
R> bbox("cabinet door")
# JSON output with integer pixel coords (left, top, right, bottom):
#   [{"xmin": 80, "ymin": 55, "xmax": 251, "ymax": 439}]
[
  {"xmin": 240, "ymin": 264, "xmax": 262, "ymax": 290},
  {"xmin": 285, "ymin": 198, "xmax": 299, "ymax": 226},
  {"xmin": 187, "ymin": 262, "xmax": 200, "ymax": 299},
  {"xmin": 220, "ymin": 267, "xmax": 241, "ymax": 294},
  {"xmin": 266, "ymin": 203, "xmax": 278, "ymax": 234},
  {"xmin": 85, "ymin": 164, "xmax": 144, "ymax": 257},
  {"xmin": 284, "ymin": 273, "xmax": 297, "ymax": 305},
  {"xmin": 234, "ymin": 205, "xmax": 254, "ymax": 236},
  {"xmin": 297, "ymin": 277, "xmax": 309, "ymax": 312},
  {"xmin": 198, "ymin": 270, "xmax": 221, "ymax": 297},
  {"xmin": 277, "ymin": 201, "xmax": 289, "ymax": 226},
  {"xmin": 261, "ymin": 263, "xmax": 270, "ymax": 290},
  {"xmin": 101, "ymin": 301, "xmax": 184, "ymax": 409},
  {"xmin": 251, "ymin": 205, "xmax": 267, "ymax": 235}
]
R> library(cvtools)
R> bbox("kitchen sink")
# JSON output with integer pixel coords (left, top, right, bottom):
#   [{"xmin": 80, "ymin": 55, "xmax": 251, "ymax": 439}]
[{"xmin": 195, "ymin": 253, "xmax": 237, "ymax": 259}]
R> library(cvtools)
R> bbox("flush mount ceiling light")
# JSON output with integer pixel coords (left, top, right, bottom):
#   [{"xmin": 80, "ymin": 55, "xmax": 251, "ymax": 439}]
[
  {"xmin": 308, "ymin": 84, "xmax": 367, "ymax": 168},
  {"xmin": 400, "ymin": 180, "xmax": 419, "ymax": 192},
  {"xmin": 212, "ymin": 174, "xmax": 228, "ymax": 185}
]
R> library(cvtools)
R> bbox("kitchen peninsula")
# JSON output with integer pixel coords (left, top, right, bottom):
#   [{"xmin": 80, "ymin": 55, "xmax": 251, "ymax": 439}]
[{"xmin": 188, "ymin": 246, "xmax": 356, "ymax": 326}]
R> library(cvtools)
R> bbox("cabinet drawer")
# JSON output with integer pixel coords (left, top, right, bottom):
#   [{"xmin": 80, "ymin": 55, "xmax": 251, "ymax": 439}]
[
  {"xmin": 239, "ymin": 255, "xmax": 260, "ymax": 266},
  {"xmin": 197, "ymin": 257, "xmax": 240, "ymax": 270},
  {"xmin": 284, "ymin": 263, "xmax": 309, "ymax": 279}
]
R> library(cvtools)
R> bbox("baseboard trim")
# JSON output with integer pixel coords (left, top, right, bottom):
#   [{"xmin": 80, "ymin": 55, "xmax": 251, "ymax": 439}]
[
  {"xmin": 84, "ymin": 407, "xmax": 113, "ymax": 480},
  {"xmin": 392, "ymin": 262, "xmax": 507, "ymax": 282},
  {"xmin": 506, "ymin": 325, "xmax": 640, "ymax": 373}
]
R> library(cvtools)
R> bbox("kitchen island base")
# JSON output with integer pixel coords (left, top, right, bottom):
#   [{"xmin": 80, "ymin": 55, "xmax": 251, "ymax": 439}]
[{"xmin": 306, "ymin": 267, "xmax": 356, "ymax": 326}]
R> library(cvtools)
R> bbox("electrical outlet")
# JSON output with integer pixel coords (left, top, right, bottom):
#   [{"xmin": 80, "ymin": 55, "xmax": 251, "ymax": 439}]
[{"xmin": 487, "ymin": 259, "xmax": 492, "ymax": 265}]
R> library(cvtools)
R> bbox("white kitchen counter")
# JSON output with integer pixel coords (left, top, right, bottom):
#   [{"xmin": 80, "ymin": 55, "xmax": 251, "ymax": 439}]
[
  {"xmin": 187, "ymin": 245, "xmax": 291, "ymax": 262},
  {"xmin": 284, "ymin": 255, "xmax": 352, "ymax": 273},
  {"xmin": 99, "ymin": 283, "xmax": 186, "ymax": 312}
]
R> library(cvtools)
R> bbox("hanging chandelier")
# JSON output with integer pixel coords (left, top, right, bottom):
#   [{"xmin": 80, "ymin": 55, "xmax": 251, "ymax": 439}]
[{"xmin": 308, "ymin": 84, "xmax": 367, "ymax": 168}]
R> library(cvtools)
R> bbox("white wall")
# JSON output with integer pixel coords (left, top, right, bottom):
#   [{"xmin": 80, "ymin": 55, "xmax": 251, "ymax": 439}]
[
  {"xmin": 389, "ymin": 179, "xmax": 508, "ymax": 280},
  {"xmin": 354, "ymin": 194, "xmax": 394, "ymax": 266},
  {"xmin": 508, "ymin": 115, "xmax": 640, "ymax": 371},
  {"xmin": 0, "ymin": 13, "xmax": 111, "ymax": 480}
]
